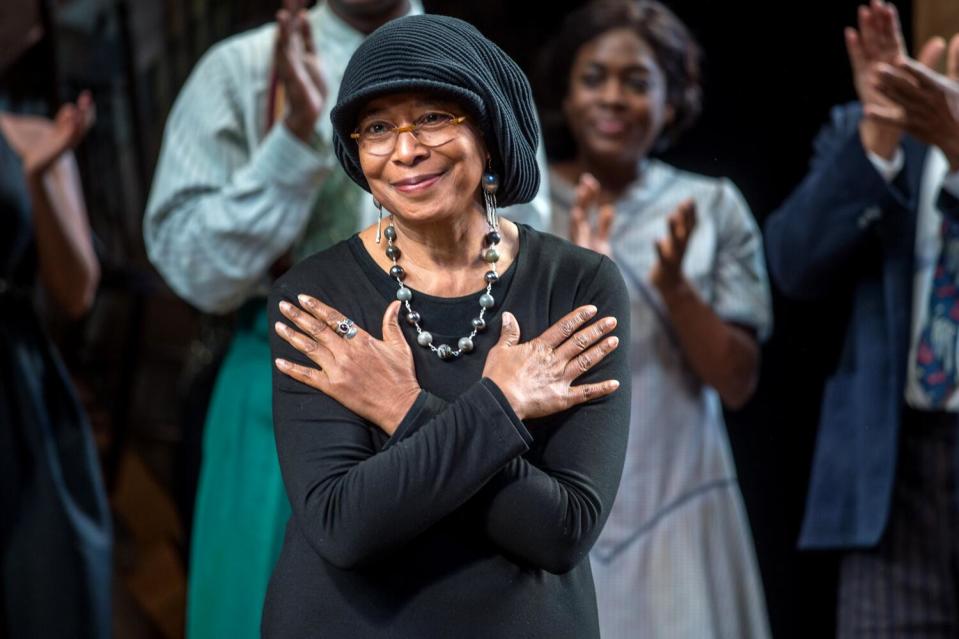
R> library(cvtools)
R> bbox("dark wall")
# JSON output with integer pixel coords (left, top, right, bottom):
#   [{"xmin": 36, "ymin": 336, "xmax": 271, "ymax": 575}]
[{"xmin": 424, "ymin": 2, "xmax": 914, "ymax": 638}]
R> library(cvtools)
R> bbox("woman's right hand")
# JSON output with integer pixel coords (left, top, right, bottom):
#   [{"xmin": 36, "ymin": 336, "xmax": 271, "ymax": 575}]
[
  {"xmin": 482, "ymin": 306, "xmax": 621, "ymax": 421},
  {"xmin": 274, "ymin": 296, "xmax": 421, "ymax": 435}
]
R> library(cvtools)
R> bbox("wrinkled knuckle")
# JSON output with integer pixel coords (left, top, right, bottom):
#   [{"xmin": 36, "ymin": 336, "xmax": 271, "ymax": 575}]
[
  {"xmin": 582, "ymin": 385, "xmax": 593, "ymax": 401},
  {"xmin": 577, "ymin": 353, "xmax": 592, "ymax": 372},
  {"xmin": 560, "ymin": 320, "xmax": 576, "ymax": 337},
  {"xmin": 574, "ymin": 333, "xmax": 590, "ymax": 351}
]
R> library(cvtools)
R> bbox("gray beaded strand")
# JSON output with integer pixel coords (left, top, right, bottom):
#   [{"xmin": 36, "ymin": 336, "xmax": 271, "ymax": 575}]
[{"xmin": 384, "ymin": 215, "xmax": 500, "ymax": 361}]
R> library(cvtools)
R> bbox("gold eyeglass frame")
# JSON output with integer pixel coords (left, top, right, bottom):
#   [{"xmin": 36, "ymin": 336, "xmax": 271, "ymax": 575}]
[{"xmin": 350, "ymin": 114, "xmax": 468, "ymax": 152}]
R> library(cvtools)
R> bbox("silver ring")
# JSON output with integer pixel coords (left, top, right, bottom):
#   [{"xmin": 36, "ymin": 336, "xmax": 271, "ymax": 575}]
[{"xmin": 335, "ymin": 318, "xmax": 357, "ymax": 339}]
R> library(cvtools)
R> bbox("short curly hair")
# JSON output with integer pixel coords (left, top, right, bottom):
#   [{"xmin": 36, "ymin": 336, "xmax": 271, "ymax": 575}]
[{"xmin": 541, "ymin": 0, "xmax": 702, "ymax": 155}]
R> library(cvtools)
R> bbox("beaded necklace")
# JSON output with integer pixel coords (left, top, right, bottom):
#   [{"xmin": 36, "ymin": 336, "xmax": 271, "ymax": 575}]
[{"xmin": 383, "ymin": 219, "xmax": 503, "ymax": 360}]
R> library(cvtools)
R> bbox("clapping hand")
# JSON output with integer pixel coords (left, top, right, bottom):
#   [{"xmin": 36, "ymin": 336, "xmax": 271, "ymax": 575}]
[
  {"xmin": 22, "ymin": 90, "xmax": 95, "ymax": 177},
  {"xmin": 846, "ymin": 0, "xmax": 949, "ymax": 157},
  {"xmin": 276, "ymin": 0, "xmax": 327, "ymax": 142},
  {"xmin": 569, "ymin": 173, "xmax": 615, "ymax": 258},
  {"xmin": 650, "ymin": 199, "xmax": 696, "ymax": 294},
  {"xmin": 869, "ymin": 35, "xmax": 959, "ymax": 171}
]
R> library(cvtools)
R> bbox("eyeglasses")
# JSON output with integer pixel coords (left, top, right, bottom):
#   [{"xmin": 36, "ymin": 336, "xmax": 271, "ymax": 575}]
[{"xmin": 351, "ymin": 112, "xmax": 468, "ymax": 156}]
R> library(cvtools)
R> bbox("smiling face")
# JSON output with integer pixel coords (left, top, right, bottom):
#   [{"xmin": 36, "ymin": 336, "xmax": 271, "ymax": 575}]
[
  {"xmin": 356, "ymin": 92, "xmax": 486, "ymax": 225},
  {"xmin": 562, "ymin": 27, "xmax": 674, "ymax": 170}
]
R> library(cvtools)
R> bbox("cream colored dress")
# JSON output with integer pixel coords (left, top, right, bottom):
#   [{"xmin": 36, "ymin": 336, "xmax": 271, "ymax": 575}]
[{"xmin": 551, "ymin": 160, "xmax": 773, "ymax": 639}]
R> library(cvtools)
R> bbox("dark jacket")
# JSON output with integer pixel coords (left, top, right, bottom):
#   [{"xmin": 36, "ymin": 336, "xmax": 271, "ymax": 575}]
[{"xmin": 765, "ymin": 103, "xmax": 959, "ymax": 549}]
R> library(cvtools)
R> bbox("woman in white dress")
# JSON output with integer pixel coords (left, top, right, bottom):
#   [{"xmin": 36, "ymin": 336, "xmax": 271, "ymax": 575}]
[{"xmin": 544, "ymin": 2, "xmax": 773, "ymax": 637}]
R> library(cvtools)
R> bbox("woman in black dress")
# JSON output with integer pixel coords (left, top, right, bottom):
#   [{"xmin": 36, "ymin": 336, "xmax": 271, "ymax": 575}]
[
  {"xmin": 264, "ymin": 15, "xmax": 631, "ymax": 638},
  {"xmin": 0, "ymin": 92, "xmax": 111, "ymax": 637}
]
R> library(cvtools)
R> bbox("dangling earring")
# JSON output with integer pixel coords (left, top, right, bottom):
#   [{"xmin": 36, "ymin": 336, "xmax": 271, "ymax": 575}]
[
  {"xmin": 373, "ymin": 198, "xmax": 384, "ymax": 244},
  {"xmin": 482, "ymin": 160, "xmax": 499, "ymax": 232}
]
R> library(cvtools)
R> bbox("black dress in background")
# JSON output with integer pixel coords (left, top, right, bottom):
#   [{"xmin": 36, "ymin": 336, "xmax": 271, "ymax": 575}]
[
  {"xmin": 0, "ymin": 129, "xmax": 112, "ymax": 637},
  {"xmin": 263, "ymin": 226, "xmax": 632, "ymax": 638}
]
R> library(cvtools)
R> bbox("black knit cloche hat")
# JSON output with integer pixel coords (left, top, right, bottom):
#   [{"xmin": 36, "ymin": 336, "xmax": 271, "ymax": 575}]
[{"xmin": 330, "ymin": 14, "xmax": 541, "ymax": 207}]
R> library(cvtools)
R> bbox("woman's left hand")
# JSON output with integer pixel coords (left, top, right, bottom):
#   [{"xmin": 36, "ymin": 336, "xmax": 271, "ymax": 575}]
[
  {"xmin": 274, "ymin": 296, "xmax": 422, "ymax": 435},
  {"xmin": 569, "ymin": 172, "xmax": 615, "ymax": 257},
  {"xmin": 650, "ymin": 198, "xmax": 696, "ymax": 294}
]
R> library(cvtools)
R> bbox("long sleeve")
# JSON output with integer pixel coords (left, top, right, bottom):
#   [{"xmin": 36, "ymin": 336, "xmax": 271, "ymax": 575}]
[
  {"xmin": 470, "ymin": 256, "xmax": 630, "ymax": 573},
  {"xmin": 372, "ymin": 257, "xmax": 631, "ymax": 574},
  {"xmin": 144, "ymin": 38, "xmax": 337, "ymax": 314},
  {"xmin": 268, "ymin": 283, "xmax": 533, "ymax": 570},
  {"xmin": 764, "ymin": 103, "xmax": 916, "ymax": 301}
]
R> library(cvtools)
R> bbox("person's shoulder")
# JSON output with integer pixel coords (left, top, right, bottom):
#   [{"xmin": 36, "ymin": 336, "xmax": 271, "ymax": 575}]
[
  {"xmin": 198, "ymin": 20, "xmax": 276, "ymax": 82},
  {"xmin": 522, "ymin": 225, "xmax": 608, "ymax": 281},
  {"xmin": 652, "ymin": 160, "xmax": 752, "ymax": 216},
  {"xmin": 652, "ymin": 159, "xmax": 724, "ymax": 193},
  {"xmin": 273, "ymin": 239, "xmax": 357, "ymax": 296}
]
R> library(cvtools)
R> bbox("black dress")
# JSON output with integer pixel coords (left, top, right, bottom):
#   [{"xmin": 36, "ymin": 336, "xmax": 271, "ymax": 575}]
[
  {"xmin": 0, "ymin": 129, "xmax": 112, "ymax": 637},
  {"xmin": 263, "ymin": 225, "xmax": 631, "ymax": 638}
]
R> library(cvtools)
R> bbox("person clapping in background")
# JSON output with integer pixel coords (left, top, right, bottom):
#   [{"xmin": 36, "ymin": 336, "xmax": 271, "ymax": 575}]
[
  {"xmin": 1, "ymin": 89, "xmax": 111, "ymax": 638},
  {"xmin": 543, "ymin": 1, "xmax": 773, "ymax": 637},
  {"xmin": 764, "ymin": 1, "xmax": 959, "ymax": 635}
]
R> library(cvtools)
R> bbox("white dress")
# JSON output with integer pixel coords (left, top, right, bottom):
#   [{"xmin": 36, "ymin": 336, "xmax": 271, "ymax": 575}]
[{"xmin": 551, "ymin": 160, "xmax": 773, "ymax": 639}]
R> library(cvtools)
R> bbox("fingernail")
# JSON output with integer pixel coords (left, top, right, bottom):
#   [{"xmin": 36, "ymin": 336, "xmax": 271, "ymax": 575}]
[
  {"xmin": 275, "ymin": 358, "xmax": 290, "ymax": 369},
  {"xmin": 297, "ymin": 294, "xmax": 313, "ymax": 307},
  {"xmin": 274, "ymin": 321, "xmax": 286, "ymax": 334},
  {"xmin": 586, "ymin": 305, "xmax": 598, "ymax": 316},
  {"xmin": 604, "ymin": 317, "xmax": 617, "ymax": 329},
  {"xmin": 279, "ymin": 301, "xmax": 291, "ymax": 312},
  {"xmin": 610, "ymin": 380, "xmax": 620, "ymax": 389},
  {"xmin": 608, "ymin": 336, "xmax": 619, "ymax": 348}
]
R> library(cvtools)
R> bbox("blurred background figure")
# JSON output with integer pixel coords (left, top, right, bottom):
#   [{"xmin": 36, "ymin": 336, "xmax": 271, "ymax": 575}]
[
  {"xmin": 0, "ymin": 58, "xmax": 111, "ymax": 639},
  {"xmin": 541, "ymin": 1, "xmax": 772, "ymax": 637},
  {"xmin": 764, "ymin": 1, "xmax": 959, "ymax": 636}
]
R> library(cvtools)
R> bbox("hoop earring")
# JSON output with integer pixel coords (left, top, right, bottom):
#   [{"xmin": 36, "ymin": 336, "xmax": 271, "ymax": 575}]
[
  {"xmin": 373, "ymin": 198, "xmax": 384, "ymax": 244},
  {"xmin": 482, "ymin": 163, "xmax": 499, "ymax": 232}
]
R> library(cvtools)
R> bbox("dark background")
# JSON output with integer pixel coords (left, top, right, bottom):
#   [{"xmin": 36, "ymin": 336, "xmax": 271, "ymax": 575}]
[{"xmin": 1, "ymin": 1, "xmax": 920, "ymax": 637}]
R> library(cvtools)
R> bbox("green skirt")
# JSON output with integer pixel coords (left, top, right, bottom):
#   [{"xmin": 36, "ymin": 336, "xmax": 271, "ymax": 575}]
[{"xmin": 186, "ymin": 304, "xmax": 290, "ymax": 638}]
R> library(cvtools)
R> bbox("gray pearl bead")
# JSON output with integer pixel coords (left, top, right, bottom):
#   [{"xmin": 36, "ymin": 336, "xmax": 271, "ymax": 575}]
[
  {"xmin": 417, "ymin": 331, "xmax": 433, "ymax": 346},
  {"xmin": 479, "ymin": 293, "xmax": 495, "ymax": 308},
  {"xmin": 405, "ymin": 310, "xmax": 421, "ymax": 326},
  {"xmin": 386, "ymin": 245, "xmax": 401, "ymax": 260},
  {"xmin": 458, "ymin": 337, "xmax": 474, "ymax": 353},
  {"xmin": 484, "ymin": 270, "xmax": 499, "ymax": 284},
  {"xmin": 483, "ymin": 248, "xmax": 500, "ymax": 263},
  {"xmin": 396, "ymin": 286, "xmax": 412, "ymax": 302},
  {"xmin": 390, "ymin": 265, "xmax": 406, "ymax": 280},
  {"xmin": 437, "ymin": 344, "xmax": 453, "ymax": 360},
  {"xmin": 471, "ymin": 317, "xmax": 486, "ymax": 331},
  {"xmin": 384, "ymin": 225, "xmax": 397, "ymax": 241}
]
